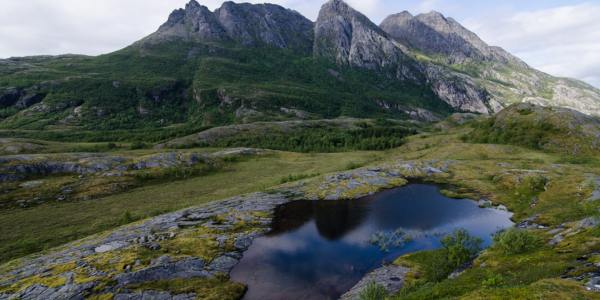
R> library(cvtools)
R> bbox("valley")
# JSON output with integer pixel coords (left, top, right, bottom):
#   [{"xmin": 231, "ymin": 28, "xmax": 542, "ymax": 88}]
[{"xmin": 1, "ymin": 0, "xmax": 600, "ymax": 299}]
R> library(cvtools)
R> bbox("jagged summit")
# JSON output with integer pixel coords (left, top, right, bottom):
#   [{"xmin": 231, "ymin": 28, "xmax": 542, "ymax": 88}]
[
  {"xmin": 380, "ymin": 9, "xmax": 524, "ymax": 65},
  {"xmin": 313, "ymin": 0, "xmax": 411, "ymax": 71},
  {"xmin": 143, "ymin": 0, "xmax": 314, "ymax": 52}
]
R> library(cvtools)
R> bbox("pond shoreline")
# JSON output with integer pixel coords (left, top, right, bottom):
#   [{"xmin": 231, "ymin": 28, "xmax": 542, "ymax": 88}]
[{"xmin": 0, "ymin": 159, "xmax": 515, "ymax": 300}]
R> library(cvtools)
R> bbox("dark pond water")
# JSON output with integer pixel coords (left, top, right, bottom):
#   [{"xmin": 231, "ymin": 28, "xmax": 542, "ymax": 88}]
[{"xmin": 230, "ymin": 184, "xmax": 513, "ymax": 300}]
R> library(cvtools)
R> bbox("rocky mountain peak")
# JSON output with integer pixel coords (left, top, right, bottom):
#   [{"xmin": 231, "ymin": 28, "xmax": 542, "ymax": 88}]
[
  {"xmin": 185, "ymin": 0, "xmax": 201, "ymax": 9},
  {"xmin": 314, "ymin": 0, "xmax": 411, "ymax": 71},
  {"xmin": 144, "ymin": 0, "xmax": 227, "ymax": 43},
  {"xmin": 143, "ymin": 0, "xmax": 313, "ymax": 52},
  {"xmin": 214, "ymin": 2, "xmax": 314, "ymax": 51},
  {"xmin": 381, "ymin": 10, "xmax": 524, "ymax": 65}
]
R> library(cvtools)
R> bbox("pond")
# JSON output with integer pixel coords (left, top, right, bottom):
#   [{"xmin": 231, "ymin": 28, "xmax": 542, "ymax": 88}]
[{"xmin": 230, "ymin": 184, "xmax": 513, "ymax": 300}]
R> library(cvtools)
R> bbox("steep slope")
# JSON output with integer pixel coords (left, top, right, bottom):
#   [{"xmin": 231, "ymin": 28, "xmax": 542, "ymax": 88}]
[
  {"xmin": 380, "ymin": 11, "xmax": 522, "ymax": 65},
  {"xmin": 380, "ymin": 10, "xmax": 600, "ymax": 116},
  {"xmin": 313, "ymin": 0, "xmax": 412, "ymax": 74},
  {"xmin": 313, "ymin": 0, "xmax": 493, "ymax": 114},
  {"xmin": 0, "ymin": 0, "xmax": 451, "ymax": 132}
]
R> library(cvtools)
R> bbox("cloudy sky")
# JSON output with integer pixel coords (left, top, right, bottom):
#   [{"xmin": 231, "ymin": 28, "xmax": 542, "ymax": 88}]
[{"xmin": 1, "ymin": 0, "xmax": 599, "ymax": 87}]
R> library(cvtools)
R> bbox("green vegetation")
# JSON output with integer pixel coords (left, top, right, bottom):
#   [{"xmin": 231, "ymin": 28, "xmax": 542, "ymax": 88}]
[
  {"xmin": 192, "ymin": 126, "xmax": 415, "ymax": 152},
  {"xmin": 360, "ymin": 282, "xmax": 389, "ymax": 300},
  {"xmin": 492, "ymin": 228, "xmax": 542, "ymax": 255},
  {"xmin": 0, "ymin": 41, "xmax": 450, "ymax": 132},
  {"xmin": 279, "ymin": 173, "xmax": 320, "ymax": 184},
  {"xmin": 467, "ymin": 115, "xmax": 561, "ymax": 150},
  {"xmin": 465, "ymin": 103, "xmax": 600, "ymax": 155},
  {"xmin": 441, "ymin": 229, "xmax": 483, "ymax": 270},
  {"xmin": 126, "ymin": 275, "xmax": 246, "ymax": 300},
  {"xmin": 396, "ymin": 230, "xmax": 482, "ymax": 284},
  {"xmin": 0, "ymin": 150, "xmax": 381, "ymax": 263},
  {"xmin": 1, "ymin": 107, "xmax": 600, "ymax": 298}
]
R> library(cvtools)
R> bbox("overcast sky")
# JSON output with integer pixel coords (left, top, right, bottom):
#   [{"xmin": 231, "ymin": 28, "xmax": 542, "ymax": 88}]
[{"xmin": 1, "ymin": 0, "xmax": 599, "ymax": 87}]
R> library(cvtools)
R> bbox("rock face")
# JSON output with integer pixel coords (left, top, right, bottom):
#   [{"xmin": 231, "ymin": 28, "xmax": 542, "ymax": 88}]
[
  {"xmin": 380, "ymin": 11, "xmax": 523, "ymax": 65},
  {"xmin": 340, "ymin": 265, "xmax": 410, "ymax": 300},
  {"xmin": 145, "ymin": 0, "xmax": 314, "ymax": 52},
  {"xmin": 0, "ymin": 88, "xmax": 45, "ymax": 109},
  {"xmin": 214, "ymin": 2, "xmax": 314, "ymax": 51},
  {"xmin": 148, "ymin": 1, "xmax": 228, "ymax": 43},
  {"xmin": 313, "ymin": 0, "xmax": 418, "ymax": 80},
  {"xmin": 313, "ymin": 0, "xmax": 492, "ymax": 113},
  {"xmin": 130, "ymin": 0, "xmax": 600, "ymax": 117}
]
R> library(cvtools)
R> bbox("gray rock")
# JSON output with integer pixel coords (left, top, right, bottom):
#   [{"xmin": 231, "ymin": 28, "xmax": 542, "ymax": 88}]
[
  {"xmin": 380, "ymin": 11, "xmax": 522, "ymax": 65},
  {"xmin": 114, "ymin": 291, "xmax": 196, "ymax": 300},
  {"xmin": 314, "ymin": 0, "xmax": 417, "ymax": 80},
  {"xmin": 340, "ymin": 265, "xmax": 409, "ymax": 300},
  {"xmin": 144, "ymin": 0, "xmax": 313, "ymax": 53},
  {"xmin": 233, "ymin": 236, "xmax": 253, "ymax": 250},
  {"xmin": 207, "ymin": 256, "xmax": 239, "ymax": 274},
  {"xmin": 587, "ymin": 277, "xmax": 600, "ymax": 292},
  {"xmin": 579, "ymin": 217, "xmax": 600, "ymax": 229},
  {"xmin": 94, "ymin": 241, "xmax": 128, "ymax": 253},
  {"xmin": 115, "ymin": 258, "xmax": 207, "ymax": 286}
]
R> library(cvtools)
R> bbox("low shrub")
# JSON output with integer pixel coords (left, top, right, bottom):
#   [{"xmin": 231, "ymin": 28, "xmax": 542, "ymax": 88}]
[
  {"xmin": 441, "ymin": 229, "xmax": 483, "ymax": 269},
  {"xmin": 493, "ymin": 228, "xmax": 542, "ymax": 255}
]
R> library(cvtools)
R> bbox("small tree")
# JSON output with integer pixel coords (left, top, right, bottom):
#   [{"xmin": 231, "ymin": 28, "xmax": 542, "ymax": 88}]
[{"xmin": 441, "ymin": 229, "xmax": 483, "ymax": 269}]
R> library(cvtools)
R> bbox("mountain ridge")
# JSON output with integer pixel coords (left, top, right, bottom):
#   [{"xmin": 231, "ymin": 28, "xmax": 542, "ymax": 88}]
[{"xmin": 0, "ymin": 0, "xmax": 599, "ymax": 131}]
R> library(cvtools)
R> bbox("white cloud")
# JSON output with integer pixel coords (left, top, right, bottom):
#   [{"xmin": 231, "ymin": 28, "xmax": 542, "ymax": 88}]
[
  {"xmin": 0, "ymin": 0, "xmax": 191, "ymax": 57},
  {"xmin": 464, "ymin": 2, "xmax": 600, "ymax": 87}
]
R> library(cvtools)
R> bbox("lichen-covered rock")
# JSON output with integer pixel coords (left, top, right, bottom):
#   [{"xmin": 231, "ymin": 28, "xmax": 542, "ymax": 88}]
[
  {"xmin": 115, "ymin": 258, "xmax": 208, "ymax": 286},
  {"xmin": 0, "ymin": 192, "xmax": 289, "ymax": 299},
  {"xmin": 303, "ymin": 160, "xmax": 450, "ymax": 200}
]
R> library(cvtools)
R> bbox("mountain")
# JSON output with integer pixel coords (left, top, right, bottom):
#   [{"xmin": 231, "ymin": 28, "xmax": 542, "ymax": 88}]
[
  {"xmin": 144, "ymin": 1, "xmax": 314, "ymax": 52},
  {"xmin": 0, "ymin": 0, "xmax": 599, "ymax": 133},
  {"xmin": 380, "ymin": 11, "xmax": 522, "ymax": 65},
  {"xmin": 378, "ymin": 9, "xmax": 600, "ymax": 116}
]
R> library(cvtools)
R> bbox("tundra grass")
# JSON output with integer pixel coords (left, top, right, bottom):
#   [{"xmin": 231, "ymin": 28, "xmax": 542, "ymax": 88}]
[
  {"xmin": 0, "ymin": 150, "xmax": 381, "ymax": 263},
  {"xmin": 386, "ymin": 129, "xmax": 600, "ymax": 299}
]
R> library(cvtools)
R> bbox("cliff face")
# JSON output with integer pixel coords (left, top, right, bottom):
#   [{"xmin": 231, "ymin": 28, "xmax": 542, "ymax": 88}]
[{"xmin": 313, "ymin": 0, "xmax": 407, "ymax": 69}]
